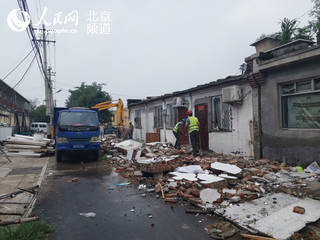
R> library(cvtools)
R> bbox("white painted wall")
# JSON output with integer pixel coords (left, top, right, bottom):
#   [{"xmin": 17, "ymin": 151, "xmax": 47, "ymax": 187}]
[
  {"xmin": 129, "ymin": 82, "xmax": 253, "ymax": 157},
  {"xmin": 208, "ymin": 83, "xmax": 253, "ymax": 156}
]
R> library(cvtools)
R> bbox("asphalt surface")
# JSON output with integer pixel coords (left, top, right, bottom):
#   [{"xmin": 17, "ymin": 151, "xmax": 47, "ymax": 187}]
[{"xmin": 35, "ymin": 158, "xmax": 243, "ymax": 240}]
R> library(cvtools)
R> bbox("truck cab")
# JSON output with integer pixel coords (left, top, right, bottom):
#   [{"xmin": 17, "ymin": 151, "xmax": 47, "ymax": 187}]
[{"xmin": 53, "ymin": 107, "xmax": 100, "ymax": 162}]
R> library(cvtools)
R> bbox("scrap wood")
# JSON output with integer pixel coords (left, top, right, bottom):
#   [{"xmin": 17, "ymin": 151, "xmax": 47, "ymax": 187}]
[
  {"xmin": 0, "ymin": 212, "xmax": 23, "ymax": 216},
  {"xmin": 185, "ymin": 209, "xmax": 207, "ymax": 214},
  {"xmin": 0, "ymin": 202, "xmax": 29, "ymax": 205},
  {"xmin": 241, "ymin": 234, "xmax": 276, "ymax": 240},
  {"xmin": 160, "ymin": 184, "xmax": 165, "ymax": 198},
  {"xmin": 0, "ymin": 216, "xmax": 39, "ymax": 226},
  {"xmin": 18, "ymin": 187, "xmax": 38, "ymax": 194},
  {"xmin": 0, "ymin": 185, "xmax": 39, "ymax": 200}
]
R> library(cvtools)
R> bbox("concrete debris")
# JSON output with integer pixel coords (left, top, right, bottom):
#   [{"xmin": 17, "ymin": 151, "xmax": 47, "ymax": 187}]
[
  {"xmin": 100, "ymin": 136, "xmax": 320, "ymax": 239},
  {"xmin": 200, "ymin": 189, "xmax": 220, "ymax": 203},
  {"xmin": 175, "ymin": 165, "xmax": 206, "ymax": 174},
  {"xmin": 204, "ymin": 221, "xmax": 238, "ymax": 239},
  {"xmin": 211, "ymin": 162, "xmax": 242, "ymax": 175}
]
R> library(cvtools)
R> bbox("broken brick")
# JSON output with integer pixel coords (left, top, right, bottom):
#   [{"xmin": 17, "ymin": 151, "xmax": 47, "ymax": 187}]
[
  {"xmin": 293, "ymin": 206, "xmax": 305, "ymax": 214},
  {"xmin": 165, "ymin": 198, "xmax": 178, "ymax": 203}
]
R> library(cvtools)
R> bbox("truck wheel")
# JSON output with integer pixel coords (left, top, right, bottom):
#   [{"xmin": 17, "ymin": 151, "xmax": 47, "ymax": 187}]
[
  {"xmin": 92, "ymin": 150, "xmax": 99, "ymax": 161},
  {"xmin": 56, "ymin": 150, "xmax": 62, "ymax": 162}
]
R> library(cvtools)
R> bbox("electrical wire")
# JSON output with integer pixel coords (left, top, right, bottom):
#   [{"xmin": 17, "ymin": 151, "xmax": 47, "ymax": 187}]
[
  {"xmin": 2, "ymin": 47, "xmax": 35, "ymax": 81},
  {"xmin": 13, "ymin": 54, "xmax": 37, "ymax": 89}
]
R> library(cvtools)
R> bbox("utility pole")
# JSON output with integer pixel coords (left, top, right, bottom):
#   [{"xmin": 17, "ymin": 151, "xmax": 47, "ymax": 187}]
[{"xmin": 39, "ymin": 24, "xmax": 55, "ymax": 137}]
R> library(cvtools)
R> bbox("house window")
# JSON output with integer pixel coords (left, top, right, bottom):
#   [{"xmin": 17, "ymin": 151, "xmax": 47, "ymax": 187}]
[
  {"xmin": 154, "ymin": 106, "xmax": 163, "ymax": 128},
  {"xmin": 212, "ymin": 96, "xmax": 232, "ymax": 131},
  {"xmin": 281, "ymin": 78, "xmax": 320, "ymax": 129},
  {"xmin": 167, "ymin": 104, "xmax": 177, "ymax": 129},
  {"xmin": 134, "ymin": 110, "xmax": 141, "ymax": 128}
]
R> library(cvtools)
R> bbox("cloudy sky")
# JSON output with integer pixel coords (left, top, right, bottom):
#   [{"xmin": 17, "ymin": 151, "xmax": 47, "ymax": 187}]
[{"xmin": 1, "ymin": 0, "xmax": 315, "ymax": 107}]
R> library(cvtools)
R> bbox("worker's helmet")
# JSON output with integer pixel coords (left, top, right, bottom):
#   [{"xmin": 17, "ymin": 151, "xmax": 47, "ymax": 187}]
[
  {"xmin": 182, "ymin": 118, "xmax": 186, "ymax": 122},
  {"xmin": 129, "ymin": 121, "xmax": 132, "ymax": 123},
  {"xmin": 187, "ymin": 110, "xmax": 192, "ymax": 115}
]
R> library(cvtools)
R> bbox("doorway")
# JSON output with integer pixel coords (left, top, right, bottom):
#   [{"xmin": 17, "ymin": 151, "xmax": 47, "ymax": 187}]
[
  {"xmin": 177, "ymin": 107, "xmax": 188, "ymax": 145},
  {"xmin": 195, "ymin": 103, "xmax": 209, "ymax": 150}
]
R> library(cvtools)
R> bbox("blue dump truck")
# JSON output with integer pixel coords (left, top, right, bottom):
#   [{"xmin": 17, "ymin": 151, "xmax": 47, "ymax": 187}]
[{"xmin": 53, "ymin": 107, "xmax": 100, "ymax": 162}]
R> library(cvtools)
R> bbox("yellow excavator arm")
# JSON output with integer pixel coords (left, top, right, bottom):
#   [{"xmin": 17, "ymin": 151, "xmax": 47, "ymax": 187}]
[{"xmin": 91, "ymin": 99, "xmax": 124, "ymax": 126}]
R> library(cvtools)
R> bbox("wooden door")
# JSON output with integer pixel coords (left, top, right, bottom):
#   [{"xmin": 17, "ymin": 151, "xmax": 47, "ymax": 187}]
[
  {"xmin": 195, "ymin": 103, "xmax": 209, "ymax": 150},
  {"xmin": 178, "ymin": 107, "xmax": 188, "ymax": 145}
]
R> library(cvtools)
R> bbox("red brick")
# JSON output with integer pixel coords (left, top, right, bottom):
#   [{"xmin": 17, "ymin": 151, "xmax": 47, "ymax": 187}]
[
  {"xmin": 293, "ymin": 206, "xmax": 305, "ymax": 214},
  {"xmin": 177, "ymin": 190, "xmax": 184, "ymax": 197},
  {"xmin": 271, "ymin": 166, "xmax": 281, "ymax": 171},
  {"xmin": 225, "ymin": 192, "xmax": 235, "ymax": 200},
  {"xmin": 165, "ymin": 198, "xmax": 178, "ymax": 203},
  {"xmin": 166, "ymin": 192, "xmax": 178, "ymax": 198},
  {"xmin": 188, "ymin": 198, "xmax": 202, "ymax": 205},
  {"xmin": 183, "ymin": 193, "xmax": 194, "ymax": 200},
  {"xmin": 191, "ymin": 188, "xmax": 200, "ymax": 197}
]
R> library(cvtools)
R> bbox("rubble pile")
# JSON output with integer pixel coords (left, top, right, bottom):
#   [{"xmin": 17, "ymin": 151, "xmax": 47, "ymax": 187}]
[{"xmin": 100, "ymin": 137, "xmax": 320, "ymax": 239}]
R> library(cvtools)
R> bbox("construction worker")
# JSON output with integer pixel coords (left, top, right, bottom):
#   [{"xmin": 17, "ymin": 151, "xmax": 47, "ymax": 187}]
[
  {"xmin": 128, "ymin": 121, "xmax": 134, "ymax": 139},
  {"xmin": 172, "ymin": 118, "xmax": 186, "ymax": 150},
  {"xmin": 186, "ymin": 110, "xmax": 200, "ymax": 156}
]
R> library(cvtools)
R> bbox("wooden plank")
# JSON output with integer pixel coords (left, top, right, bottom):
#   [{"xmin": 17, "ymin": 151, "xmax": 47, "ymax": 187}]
[
  {"xmin": 241, "ymin": 234, "xmax": 277, "ymax": 240},
  {"xmin": 185, "ymin": 209, "xmax": 207, "ymax": 214},
  {"xmin": 0, "ymin": 217, "xmax": 39, "ymax": 226}
]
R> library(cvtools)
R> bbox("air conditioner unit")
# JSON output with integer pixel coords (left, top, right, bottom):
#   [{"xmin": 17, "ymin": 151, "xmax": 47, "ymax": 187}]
[
  {"xmin": 222, "ymin": 85, "xmax": 242, "ymax": 103},
  {"xmin": 173, "ymin": 97, "xmax": 185, "ymax": 107}
]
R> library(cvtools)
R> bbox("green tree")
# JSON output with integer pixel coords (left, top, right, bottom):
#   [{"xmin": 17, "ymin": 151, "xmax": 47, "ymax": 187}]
[
  {"xmin": 29, "ymin": 105, "xmax": 49, "ymax": 122},
  {"xmin": 309, "ymin": 0, "xmax": 320, "ymax": 35},
  {"xmin": 66, "ymin": 82, "xmax": 112, "ymax": 122}
]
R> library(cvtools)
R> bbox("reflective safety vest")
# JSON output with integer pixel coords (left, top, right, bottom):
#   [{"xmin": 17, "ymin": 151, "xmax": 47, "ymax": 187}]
[
  {"xmin": 188, "ymin": 117, "xmax": 199, "ymax": 133},
  {"xmin": 173, "ymin": 122, "xmax": 182, "ymax": 133}
]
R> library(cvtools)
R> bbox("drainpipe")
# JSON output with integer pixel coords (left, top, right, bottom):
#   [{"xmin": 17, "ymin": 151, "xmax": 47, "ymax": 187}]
[
  {"xmin": 163, "ymin": 100, "xmax": 167, "ymax": 142},
  {"xmin": 257, "ymin": 85, "xmax": 263, "ymax": 158}
]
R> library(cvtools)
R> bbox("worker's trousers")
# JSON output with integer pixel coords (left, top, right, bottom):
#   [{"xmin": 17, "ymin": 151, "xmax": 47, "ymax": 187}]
[
  {"xmin": 189, "ymin": 131, "xmax": 199, "ymax": 156},
  {"xmin": 173, "ymin": 131, "xmax": 181, "ymax": 150}
]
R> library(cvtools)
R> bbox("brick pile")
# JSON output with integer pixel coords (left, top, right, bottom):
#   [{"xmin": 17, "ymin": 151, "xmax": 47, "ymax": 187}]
[{"xmin": 102, "ymin": 137, "xmax": 319, "ymax": 212}]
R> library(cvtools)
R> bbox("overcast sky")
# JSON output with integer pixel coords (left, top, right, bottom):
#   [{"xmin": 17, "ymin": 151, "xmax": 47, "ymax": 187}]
[{"xmin": 1, "ymin": 0, "xmax": 315, "ymax": 107}]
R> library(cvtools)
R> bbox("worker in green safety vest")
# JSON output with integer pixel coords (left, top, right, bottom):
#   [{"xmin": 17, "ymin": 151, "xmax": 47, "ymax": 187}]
[
  {"xmin": 186, "ymin": 110, "xmax": 200, "ymax": 156},
  {"xmin": 172, "ymin": 118, "xmax": 186, "ymax": 150}
]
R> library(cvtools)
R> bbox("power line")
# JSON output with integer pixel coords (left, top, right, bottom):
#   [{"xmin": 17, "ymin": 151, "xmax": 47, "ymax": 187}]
[
  {"xmin": 13, "ymin": 54, "xmax": 37, "ymax": 89},
  {"xmin": 2, "ymin": 47, "xmax": 35, "ymax": 81}
]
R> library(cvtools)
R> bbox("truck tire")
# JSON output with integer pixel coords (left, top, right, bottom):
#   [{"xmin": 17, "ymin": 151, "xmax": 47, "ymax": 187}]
[
  {"xmin": 92, "ymin": 150, "xmax": 99, "ymax": 161},
  {"xmin": 56, "ymin": 150, "xmax": 62, "ymax": 162}
]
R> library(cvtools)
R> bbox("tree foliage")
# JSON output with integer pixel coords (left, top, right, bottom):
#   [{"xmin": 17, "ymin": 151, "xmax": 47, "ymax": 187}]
[
  {"xmin": 272, "ymin": 18, "xmax": 313, "ymax": 44},
  {"xmin": 29, "ymin": 105, "xmax": 49, "ymax": 122},
  {"xmin": 309, "ymin": 0, "xmax": 320, "ymax": 34},
  {"xmin": 65, "ymin": 82, "xmax": 112, "ymax": 122},
  {"xmin": 258, "ymin": 0, "xmax": 320, "ymax": 45}
]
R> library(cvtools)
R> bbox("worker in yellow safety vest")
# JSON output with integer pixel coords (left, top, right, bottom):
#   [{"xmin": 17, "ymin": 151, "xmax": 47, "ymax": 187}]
[
  {"xmin": 186, "ymin": 110, "xmax": 200, "ymax": 156},
  {"xmin": 172, "ymin": 118, "xmax": 186, "ymax": 150}
]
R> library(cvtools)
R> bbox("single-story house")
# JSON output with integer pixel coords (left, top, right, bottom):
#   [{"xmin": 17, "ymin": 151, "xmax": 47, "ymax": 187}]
[{"xmin": 128, "ymin": 75, "xmax": 256, "ymax": 158}]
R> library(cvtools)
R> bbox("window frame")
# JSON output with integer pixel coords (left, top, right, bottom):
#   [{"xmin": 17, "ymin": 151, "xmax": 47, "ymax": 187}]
[
  {"xmin": 154, "ymin": 106, "xmax": 163, "ymax": 128},
  {"xmin": 280, "ymin": 78, "xmax": 320, "ymax": 129},
  {"xmin": 211, "ymin": 95, "xmax": 232, "ymax": 132},
  {"xmin": 134, "ymin": 110, "xmax": 141, "ymax": 129},
  {"xmin": 166, "ymin": 104, "xmax": 177, "ymax": 129}
]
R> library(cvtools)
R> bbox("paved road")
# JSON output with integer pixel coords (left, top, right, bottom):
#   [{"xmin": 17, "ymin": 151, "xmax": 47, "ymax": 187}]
[{"xmin": 36, "ymin": 157, "xmax": 244, "ymax": 240}]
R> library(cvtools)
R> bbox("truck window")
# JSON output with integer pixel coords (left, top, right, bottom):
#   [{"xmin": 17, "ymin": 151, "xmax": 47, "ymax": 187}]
[{"xmin": 60, "ymin": 111, "xmax": 98, "ymax": 126}]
